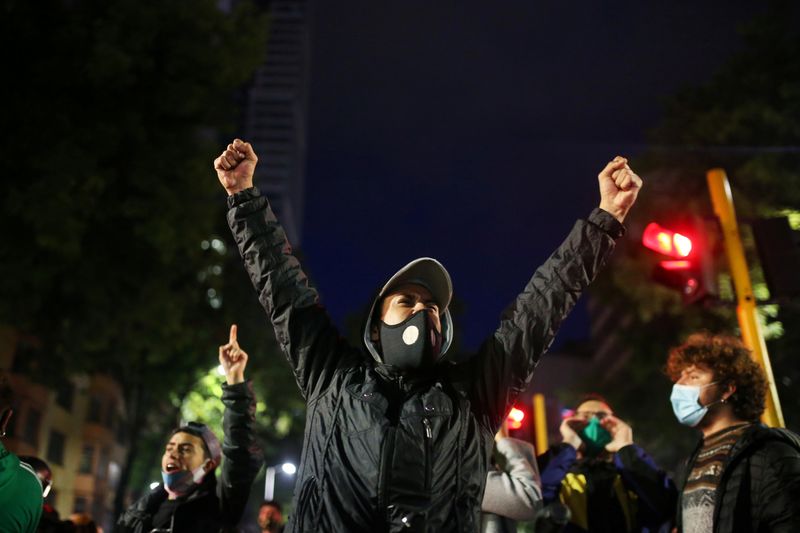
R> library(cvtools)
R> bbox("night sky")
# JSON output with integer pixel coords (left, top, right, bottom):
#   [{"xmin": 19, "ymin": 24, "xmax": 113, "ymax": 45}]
[{"xmin": 299, "ymin": 1, "xmax": 761, "ymax": 351}]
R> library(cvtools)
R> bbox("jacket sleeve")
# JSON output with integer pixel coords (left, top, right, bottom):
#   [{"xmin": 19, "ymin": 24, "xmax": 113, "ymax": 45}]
[
  {"xmin": 227, "ymin": 187, "xmax": 354, "ymax": 399},
  {"xmin": 466, "ymin": 208, "xmax": 622, "ymax": 429},
  {"xmin": 218, "ymin": 380, "xmax": 264, "ymax": 526},
  {"xmin": 538, "ymin": 444, "xmax": 578, "ymax": 503},
  {"xmin": 754, "ymin": 440, "xmax": 800, "ymax": 532},
  {"xmin": 613, "ymin": 444, "xmax": 678, "ymax": 527},
  {"xmin": 481, "ymin": 437, "xmax": 543, "ymax": 521}
]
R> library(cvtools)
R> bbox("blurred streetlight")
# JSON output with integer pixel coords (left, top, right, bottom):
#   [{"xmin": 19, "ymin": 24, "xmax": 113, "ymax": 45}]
[{"xmin": 265, "ymin": 462, "xmax": 297, "ymax": 501}]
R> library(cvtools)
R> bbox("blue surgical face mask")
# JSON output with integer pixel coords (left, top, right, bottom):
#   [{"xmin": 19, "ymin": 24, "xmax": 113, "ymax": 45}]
[
  {"xmin": 161, "ymin": 462, "xmax": 208, "ymax": 497},
  {"xmin": 670, "ymin": 382, "xmax": 718, "ymax": 427}
]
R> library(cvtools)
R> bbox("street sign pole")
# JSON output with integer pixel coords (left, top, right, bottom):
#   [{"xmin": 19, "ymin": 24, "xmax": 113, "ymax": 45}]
[
  {"xmin": 706, "ymin": 169, "xmax": 784, "ymax": 427},
  {"xmin": 532, "ymin": 393, "xmax": 548, "ymax": 454}
]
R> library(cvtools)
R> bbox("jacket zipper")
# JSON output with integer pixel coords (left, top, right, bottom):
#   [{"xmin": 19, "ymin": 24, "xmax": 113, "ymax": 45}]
[
  {"xmin": 423, "ymin": 417, "xmax": 433, "ymax": 492},
  {"xmin": 378, "ymin": 426, "xmax": 396, "ymax": 518}
]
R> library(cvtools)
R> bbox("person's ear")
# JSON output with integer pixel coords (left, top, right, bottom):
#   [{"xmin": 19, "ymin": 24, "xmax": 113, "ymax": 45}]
[
  {"xmin": 203, "ymin": 458, "xmax": 217, "ymax": 474},
  {"xmin": 722, "ymin": 383, "xmax": 736, "ymax": 403},
  {"xmin": 0, "ymin": 408, "xmax": 13, "ymax": 437}
]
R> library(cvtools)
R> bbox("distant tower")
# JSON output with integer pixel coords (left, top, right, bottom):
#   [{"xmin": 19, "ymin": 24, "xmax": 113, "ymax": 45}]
[{"xmin": 242, "ymin": 0, "xmax": 312, "ymax": 245}]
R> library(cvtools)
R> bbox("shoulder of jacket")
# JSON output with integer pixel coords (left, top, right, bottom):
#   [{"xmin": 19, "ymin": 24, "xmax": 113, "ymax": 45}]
[{"xmin": 728, "ymin": 426, "xmax": 800, "ymax": 462}]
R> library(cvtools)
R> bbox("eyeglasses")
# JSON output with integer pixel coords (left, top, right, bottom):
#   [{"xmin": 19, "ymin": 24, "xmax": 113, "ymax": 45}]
[{"xmin": 574, "ymin": 410, "xmax": 611, "ymax": 420}]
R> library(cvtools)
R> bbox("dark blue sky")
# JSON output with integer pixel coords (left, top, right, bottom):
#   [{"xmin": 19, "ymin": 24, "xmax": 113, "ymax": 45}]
[{"xmin": 300, "ymin": 1, "xmax": 760, "ymax": 350}]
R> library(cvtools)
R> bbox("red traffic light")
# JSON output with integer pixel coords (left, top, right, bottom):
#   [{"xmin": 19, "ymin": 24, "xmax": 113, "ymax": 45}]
[
  {"xmin": 641, "ymin": 217, "xmax": 718, "ymax": 304},
  {"xmin": 506, "ymin": 407, "xmax": 525, "ymax": 430},
  {"xmin": 659, "ymin": 260, "xmax": 692, "ymax": 271},
  {"xmin": 642, "ymin": 222, "xmax": 693, "ymax": 258}
]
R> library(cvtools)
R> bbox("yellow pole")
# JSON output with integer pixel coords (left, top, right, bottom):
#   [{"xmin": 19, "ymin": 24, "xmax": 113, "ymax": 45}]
[
  {"xmin": 532, "ymin": 393, "xmax": 548, "ymax": 454},
  {"xmin": 706, "ymin": 169, "xmax": 784, "ymax": 427}
]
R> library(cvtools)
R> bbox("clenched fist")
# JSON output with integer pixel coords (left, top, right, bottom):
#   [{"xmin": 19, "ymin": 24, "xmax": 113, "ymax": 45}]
[
  {"xmin": 598, "ymin": 156, "xmax": 643, "ymax": 223},
  {"xmin": 215, "ymin": 139, "xmax": 258, "ymax": 196}
]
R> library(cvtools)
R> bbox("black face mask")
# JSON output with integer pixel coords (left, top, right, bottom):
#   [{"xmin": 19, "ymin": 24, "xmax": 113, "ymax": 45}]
[{"xmin": 379, "ymin": 310, "xmax": 442, "ymax": 370}]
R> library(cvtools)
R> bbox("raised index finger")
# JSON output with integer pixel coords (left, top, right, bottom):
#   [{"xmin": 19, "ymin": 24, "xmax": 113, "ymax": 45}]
[{"xmin": 229, "ymin": 324, "xmax": 238, "ymax": 344}]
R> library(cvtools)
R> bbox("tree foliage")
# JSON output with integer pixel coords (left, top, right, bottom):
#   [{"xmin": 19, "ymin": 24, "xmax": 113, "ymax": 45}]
[
  {"xmin": 0, "ymin": 0, "xmax": 308, "ymax": 519},
  {"xmin": 588, "ymin": 0, "xmax": 800, "ymax": 468}
]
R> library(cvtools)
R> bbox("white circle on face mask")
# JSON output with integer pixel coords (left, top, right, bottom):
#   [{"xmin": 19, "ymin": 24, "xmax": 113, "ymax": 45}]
[{"xmin": 402, "ymin": 325, "xmax": 420, "ymax": 345}]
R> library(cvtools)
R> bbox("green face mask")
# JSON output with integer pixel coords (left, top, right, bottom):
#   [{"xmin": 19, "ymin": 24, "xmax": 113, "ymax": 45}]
[{"xmin": 578, "ymin": 417, "xmax": 611, "ymax": 456}]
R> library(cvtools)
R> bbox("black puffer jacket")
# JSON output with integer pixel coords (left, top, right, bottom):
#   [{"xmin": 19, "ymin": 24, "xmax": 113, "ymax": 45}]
[
  {"xmin": 227, "ymin": 187, "xmax": 622, "ymax": 532},
  {"xmin": 676, "ymin": 424, "xmax": 800, "ymax": 533},
  {"xmin": 114, "ymin": 381, "xmax": 263, "ymax": 533}
]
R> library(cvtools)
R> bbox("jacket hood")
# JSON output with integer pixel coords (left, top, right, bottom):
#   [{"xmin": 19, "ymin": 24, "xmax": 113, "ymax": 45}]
[{"xmin": 363, "ymin": 257, "xmax": 455, "ymax": 365}]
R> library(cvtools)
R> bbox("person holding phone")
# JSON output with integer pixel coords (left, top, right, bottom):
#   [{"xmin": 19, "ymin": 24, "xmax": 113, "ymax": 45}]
[{"xmin": 538, "ymin": 394, "xmax": 676, "ymax": 533}]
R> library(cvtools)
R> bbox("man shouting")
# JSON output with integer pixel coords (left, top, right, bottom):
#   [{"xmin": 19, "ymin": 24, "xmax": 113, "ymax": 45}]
[{"xmin": 216, "ymin": 139, "xmax": 641, "ymax": 532}]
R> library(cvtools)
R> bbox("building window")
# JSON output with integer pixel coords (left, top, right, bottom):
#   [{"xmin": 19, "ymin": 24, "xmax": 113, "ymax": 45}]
[
  {"xmin": 97, "ymin": 447, "xmax": 110, "ymax": 481},
  {"xmin": 55, "ymin": 382, "xmax": 74, "ymax": 411},
  {"xmin": 46, "ymin": 430, "xmax": 66, "ymax": 466},
  {"xmin": 87, "ymin": 396, "xmax": 103, "ymax": 423},
  {"xmin": 22, "ymin": 408, "xmax": 41, "ymax": 447},
  {"xmin": 115, "ymin": 420, "xmax": 127, "ymax": 445},
  {"xmin": 105, "ymin": 402, "xmax": 116, "ymax": 429},
  {"xmin": 79, "ymin": 445, "xmax": 94, "ymax": 474},
  {"xmin": 73, "ymin": 496, "xmax": 88, "ymax": 514}
]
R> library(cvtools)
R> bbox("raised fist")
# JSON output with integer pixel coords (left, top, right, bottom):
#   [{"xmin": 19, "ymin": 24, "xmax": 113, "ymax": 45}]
[
  {"xmin": 214, "ymin": 139, "xmax": 258, "ymax": 196},
  {"xmin": 598, "ymin": 156, "xmax": 643, "ymax": 223}
]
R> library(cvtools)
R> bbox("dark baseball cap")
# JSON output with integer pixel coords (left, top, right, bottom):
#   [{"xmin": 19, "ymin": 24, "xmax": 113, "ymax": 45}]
[
  {"xmin": 171, "ymin": 422, "xmax": 222, "ymax": 465},
  {"xmin": 377, "ymin": 257, "xmax": 453, "ymax": 311}
]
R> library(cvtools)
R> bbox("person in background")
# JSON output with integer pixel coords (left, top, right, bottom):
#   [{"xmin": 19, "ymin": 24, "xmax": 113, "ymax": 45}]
[
  {"xmin": 481, "ymin": 421, "xmax": 542, "ymax": 533},
  {"xmin": 667, "ymin": 333, "xmax": 800, "ymax": 533},
  {"xmin": 18, "ymin": 456, "xmax": 53, "ymax": 500},
  {"xmin": 257, "ymin": 500, "xmax": 284, "ymax": 533},
  {"xmin": 17, "ymin": 456, "xmax": 64, "ymax": 533},
  {"xmin": 68, "ymin": 513, "xmax": 101, "ymax": 533},
  {"xmin": 0, "ymin": 370, "xmax": 44, "ymax": 533},
  {"xmin": 114, "ymin": 325, "xmax": 263, "ymax": 533},
  {"xmin": 538, "ymin": 394, "xmax": 676, "ymax": 532}
]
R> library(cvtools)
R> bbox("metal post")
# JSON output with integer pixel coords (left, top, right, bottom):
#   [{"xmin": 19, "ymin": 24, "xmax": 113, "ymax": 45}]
[
  {"xmin": 532, "ymin": 393, "xmax": 548, "ymax": 454},
  {"xmin": 264, "ymin": 465, "xmax": 276, "ymax": 501},
  {"xmin": 706, "ymin": 169, "xmax": 784, "ymax": 427}
]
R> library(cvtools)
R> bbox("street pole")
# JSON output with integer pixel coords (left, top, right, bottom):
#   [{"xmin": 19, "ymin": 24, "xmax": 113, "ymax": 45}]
[
  {"xmin": 264, "ymin": 466, "xmax": 276, "ymax": 501},
  {"xmin": 706, "ymin": 168, "xmax": 785, "ymax": 428},
  {"xmin": 532, "ymin": 393, "xmax": 548, "ymax": 454}
]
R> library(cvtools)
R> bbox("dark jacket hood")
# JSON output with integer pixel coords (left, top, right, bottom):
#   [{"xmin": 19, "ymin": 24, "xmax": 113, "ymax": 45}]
[{"xmin": 361, "ymin": 289, "xmax": 455, "ymax": 365}]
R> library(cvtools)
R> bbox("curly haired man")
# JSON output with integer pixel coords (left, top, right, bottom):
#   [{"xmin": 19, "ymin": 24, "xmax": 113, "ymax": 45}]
[{"xmin": 666, "ymin": 333, "xmax": 800, "ymax": 533}]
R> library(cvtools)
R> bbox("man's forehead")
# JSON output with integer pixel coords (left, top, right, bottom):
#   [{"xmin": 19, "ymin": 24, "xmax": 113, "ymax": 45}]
[
  {"xmin": 577, "ymin": 400, "xmax": 612, "ymax": 413},
  {"xmin": 385, "ymin": 283, "xmax": 435, "ymax": 300},
  {"xmin": 168, "ymin": 431, "xmax": 204, "ymax": 447},
  {"xmin": 682, "ymin": 364, "xmax": 713, "ymax": 374}
]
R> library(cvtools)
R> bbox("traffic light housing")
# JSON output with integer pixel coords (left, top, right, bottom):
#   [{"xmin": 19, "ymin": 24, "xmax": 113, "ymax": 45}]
[
  {"xmin": 503, "ymin": 405, "xmax": 532, "ymax": 441},
  {"xmin": 641, "ymin": 219, "xmax": 718, "ymax": 303},
  {"xmin": 506, "ymin": 407, "xmax": 525, "ymax": 430}
]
